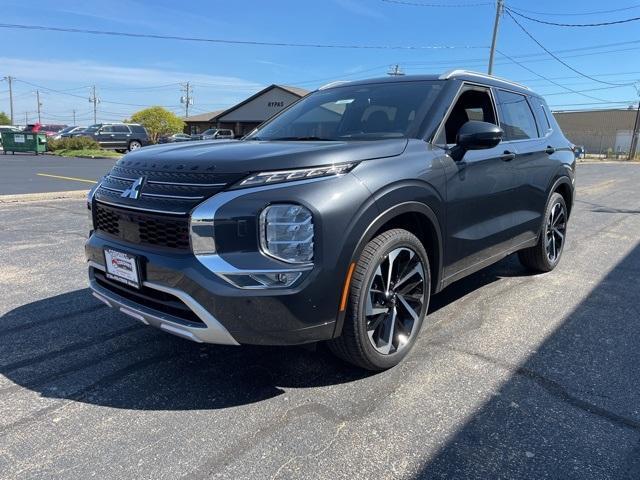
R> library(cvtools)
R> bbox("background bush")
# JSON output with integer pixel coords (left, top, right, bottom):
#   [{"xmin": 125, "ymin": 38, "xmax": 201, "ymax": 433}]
[{"xmin": 48, "ymin": 136, "xmax": 101, "ymax": 152}]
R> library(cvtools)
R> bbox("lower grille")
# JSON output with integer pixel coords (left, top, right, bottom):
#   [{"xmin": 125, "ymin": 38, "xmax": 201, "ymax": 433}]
[
  {"xmin": 94, "ymin": 270, "xmax": 204, "ymax": 324},
  {"xmin": 94, "ymin": 203, "xmax": 190, "ymax": 250}
]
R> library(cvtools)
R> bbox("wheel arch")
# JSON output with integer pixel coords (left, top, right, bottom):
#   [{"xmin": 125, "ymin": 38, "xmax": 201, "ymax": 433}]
[
  {"xmin": 548, "ymin": 174, "xmax": 574, "ymax": 217},
  {"xmin": 332, "ymin": 200, "xmax": 444, "ymax": 338}
]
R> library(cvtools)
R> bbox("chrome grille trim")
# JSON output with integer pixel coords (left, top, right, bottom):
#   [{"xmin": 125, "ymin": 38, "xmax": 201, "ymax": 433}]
[{"xmin": 95, "ymin": 199, "xmax": 188, "ymax": 215}]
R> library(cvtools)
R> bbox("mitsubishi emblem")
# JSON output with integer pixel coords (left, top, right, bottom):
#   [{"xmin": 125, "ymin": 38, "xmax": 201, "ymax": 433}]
[{"xmin": 121, "ymin": 176, "xmax": 145, "ymax": 200}]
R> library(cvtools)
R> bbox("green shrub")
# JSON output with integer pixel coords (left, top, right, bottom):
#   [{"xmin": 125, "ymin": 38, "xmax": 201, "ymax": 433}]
[{"xmin": 48, "ymin": 136, "xmax": 100, "ymax": 152}]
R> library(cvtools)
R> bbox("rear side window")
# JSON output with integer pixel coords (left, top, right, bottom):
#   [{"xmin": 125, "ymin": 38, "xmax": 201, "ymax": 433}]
[
  {"xmin": 529, "ymin": 98, "xmax": 552, "ymax": 136},
  {"xmin": 496, "ymin": 90, "xmax": 539, "ymax": 141},
  {"xmin": 129, "ymin": 125, "xmax": 147, "ymax": 134},
  {"xmin": 112, "ymin": 125, "xmax": 130, "ymax": 133}
]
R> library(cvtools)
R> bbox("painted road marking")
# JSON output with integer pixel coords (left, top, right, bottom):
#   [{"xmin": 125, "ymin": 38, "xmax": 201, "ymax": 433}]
[{"xmin": 37, "ymin": 173, "xmax": 97, "ymax": 184}]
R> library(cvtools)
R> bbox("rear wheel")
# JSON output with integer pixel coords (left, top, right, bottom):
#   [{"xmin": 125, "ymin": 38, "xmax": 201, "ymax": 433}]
[
  {"xmin": 329, "ymin": 229, "xmax": 431, "ymax": 370},
  {"xmin": 518, "ymin": 192, "xmax": 567, "ymax": 272},
  {"xmin": 128, "ymin": 140, "xmax": 142, "ymax": 151}
]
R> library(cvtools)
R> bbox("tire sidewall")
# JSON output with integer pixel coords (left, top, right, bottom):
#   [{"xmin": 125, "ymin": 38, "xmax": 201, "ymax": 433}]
[
  {"xmin": 540, "ymin": 192, "xmax": 567, "ymax": 270},
  {"xmin": 352, "ymin": 231, "xmax": 431, "ymax": 370},
  {"xmin": 129, "ymin": 140, "xmax": 141, "ymax": 151}
]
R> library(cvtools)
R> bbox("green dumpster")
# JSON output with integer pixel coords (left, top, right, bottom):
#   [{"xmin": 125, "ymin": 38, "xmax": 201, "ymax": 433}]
[{"xmin": 1, "ymin": 131, "xmax": 48, "ymax": 155}]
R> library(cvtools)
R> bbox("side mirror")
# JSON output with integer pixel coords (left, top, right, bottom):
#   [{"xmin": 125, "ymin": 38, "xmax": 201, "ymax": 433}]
[{"xmin": 450, "ymin": 121, "xmax": 503, "ymax": 161}]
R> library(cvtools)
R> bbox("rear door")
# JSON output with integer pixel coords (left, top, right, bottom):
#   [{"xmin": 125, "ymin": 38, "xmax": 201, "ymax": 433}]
[
  {"xmin": 494, "ymin": 89, "xmax": 555, "ymax": 244},
  {"xmin": 112, "ymin": 125, "xmax": 132, "ymax": 148}
]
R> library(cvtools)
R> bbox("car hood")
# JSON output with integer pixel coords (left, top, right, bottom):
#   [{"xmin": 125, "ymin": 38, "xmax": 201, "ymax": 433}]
[{"xmin": 119, "ymin": 138, "xmax": 408, "ymax": 174}]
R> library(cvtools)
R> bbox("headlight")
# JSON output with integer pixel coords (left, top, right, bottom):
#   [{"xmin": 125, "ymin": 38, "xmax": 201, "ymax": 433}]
[
  {"xmin": 260, "ymin": 204, "xmax": 313, "ymax": 264},
  {"xmin": 235, "ymin": 163, "xmax": 354, "ymax": 188}
]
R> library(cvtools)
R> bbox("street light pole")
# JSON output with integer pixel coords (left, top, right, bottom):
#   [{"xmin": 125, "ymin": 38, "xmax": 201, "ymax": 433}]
[{"xmin": 488, "ymin": 0, "xmax": 504, "ymax": 75}]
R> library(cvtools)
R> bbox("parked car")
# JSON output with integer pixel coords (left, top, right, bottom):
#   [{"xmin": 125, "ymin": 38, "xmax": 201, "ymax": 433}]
[
  {"xmin": 193, "ymin": 128, "xmax": 234, "ymax": 140},
  {"xmin": 76, "ymin": 123, "xmax": 150, "ymax": 152},
  {"xmin": 53, "ymin": 125, "xmax": 85, "ymax": 140},
  {"xmin": 158, "ymin": 133, "xmax": 194, "ymax": 143},
  {"xmin": 24, "ymin": 124, "xmax": 66, "ymax": 136},
  {"xmin": 86, "ymin": 70, "xmax": 575, "ymax": 370}
]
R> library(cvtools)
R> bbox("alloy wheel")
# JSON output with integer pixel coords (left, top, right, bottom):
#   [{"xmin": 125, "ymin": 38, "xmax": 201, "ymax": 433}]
[
  {"xmin": 129, "ymin": 141, "xmax": 142, "ymax": 150},
  {"xmin": 545, "ymin": 202, "xmax": 566, "ymax": 263},
  {"xmin": 365, "ymin": 247, "xmax": 426, "ymax": 355}
]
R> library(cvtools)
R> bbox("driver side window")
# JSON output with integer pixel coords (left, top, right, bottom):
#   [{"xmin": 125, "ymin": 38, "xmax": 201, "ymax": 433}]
[{"xmin": 435, "ymin": 86, "xmax": 497, "ymax": 145}]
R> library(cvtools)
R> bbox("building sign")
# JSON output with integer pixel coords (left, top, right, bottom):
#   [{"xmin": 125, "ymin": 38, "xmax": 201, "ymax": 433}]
[{"xmin": 268, "ymin": 101, "xmax": 285, "ymax": 108}]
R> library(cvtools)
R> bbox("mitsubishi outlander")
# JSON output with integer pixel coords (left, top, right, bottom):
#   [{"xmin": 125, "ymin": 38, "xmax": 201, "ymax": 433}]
[{"xmin": 86, "ymin": 70, "xmax": 575, "ymax": 370}]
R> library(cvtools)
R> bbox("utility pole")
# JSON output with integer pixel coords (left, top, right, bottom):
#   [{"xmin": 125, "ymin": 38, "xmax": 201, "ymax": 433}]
[
  {"xmin": 36, "ymin": 90, "xmax": 42, "ymax": 124},
  {"xmin": 3, "ymin": 76, "xmax": 14, "ymax": 125},
  {"xmin": 488, "ymin": 0, "xmax": 504, "ymax": 75},
  {"xmin": 72, "ymin": 109, "xmax": 76, "ymax": 124},
  {"xmin": 629, "ymin": 102, "xmax": 640, "ymax": 161},
  {"xmin": 387, "ymin": 64, "xmax": 405, "ymax": 76},
  {"xmin": 180, "ymin": 82, "xmax": 193, "ymax": 118},
  {"xmin": 89, "ymin": 86, "xmax": 99, "ymax": 124},
  {"xmin": 24, "ymin": 111, "xmax": 28, "ymax": 125}
]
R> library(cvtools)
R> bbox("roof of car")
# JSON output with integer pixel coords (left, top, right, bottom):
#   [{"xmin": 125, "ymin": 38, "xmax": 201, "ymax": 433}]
[{"xmin": 319, "ymin": 70, "xmax": 535, "ymax": 96}]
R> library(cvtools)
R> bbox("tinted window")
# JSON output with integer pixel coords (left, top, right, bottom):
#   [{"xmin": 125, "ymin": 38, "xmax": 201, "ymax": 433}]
[
  {"xmin": 247, "ymin": 81, "xmax": 443, "ymax": 141},
  {"xmin": 437, "ymin": 87, "xmax": 497, "ymax": 145},
  {"xmin": 530, "ymin": 99, "xmax": 551, "ymax": 134},
  {"xmin": 496, "ymin": 90, "xmax": 539, "ymax": 140},
  {"xmin": 112, "ymin": 125, "xmax": 130, "ymax": 133},
  {"xmin": 100, "ymin": 125, "xmax": 114, "ymax": 133},
  {"xmin": 129, "ymin": 125, "xmax": 147, "ymax": 134}
]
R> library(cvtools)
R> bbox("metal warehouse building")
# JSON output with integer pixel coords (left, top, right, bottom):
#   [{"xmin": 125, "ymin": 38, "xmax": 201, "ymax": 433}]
[
  {"xmin": 553, "ymin": 107, "xmax": 639, "ymax": 156},
  {"xmin": 184, "ymin": 84, "xmax": 309, "ymax": 137}
]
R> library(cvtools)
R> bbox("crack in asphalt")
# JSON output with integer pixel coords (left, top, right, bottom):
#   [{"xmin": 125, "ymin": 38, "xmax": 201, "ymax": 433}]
[
  {"xmin": 435, "ymin": 344, "xmax": 640, "ymax": 433},
  {"xmin": 0, "ymin": 350, "xmax": 185, "ymax": 438}
]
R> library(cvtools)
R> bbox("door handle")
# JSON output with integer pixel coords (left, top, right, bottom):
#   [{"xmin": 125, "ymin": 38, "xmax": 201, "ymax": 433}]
[
  {"xmin": 500, "ymin": 151, "xmax": 516, "ymax": 162},
  {"xmin": 545, "ymin": 146, "xmax": 555, "ymax": 155}
]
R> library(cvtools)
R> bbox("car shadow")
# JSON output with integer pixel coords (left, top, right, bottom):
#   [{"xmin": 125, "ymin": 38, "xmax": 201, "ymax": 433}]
[
  {"xmin": 1, "ymin": 254, "xmax": 529, "ymax": 412},
  {"xmin": 414, "ymin": 242, "xmax": 640, "ymax": 479}
]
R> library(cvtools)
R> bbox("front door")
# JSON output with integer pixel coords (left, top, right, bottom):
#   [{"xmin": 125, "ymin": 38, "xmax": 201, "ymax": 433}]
[{"xmin": 435, "ymin": 84, "xmax": 521, "ymax": 280}]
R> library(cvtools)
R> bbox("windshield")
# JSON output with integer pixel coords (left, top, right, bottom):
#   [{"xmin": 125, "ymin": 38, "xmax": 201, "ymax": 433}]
[
  {"xmin": 202, "ymin": 129, "xmax": 217, "ymax": 135},
  {"xmin": 246, "ymin": 81, "xmax": 443, "ymax": 141}
]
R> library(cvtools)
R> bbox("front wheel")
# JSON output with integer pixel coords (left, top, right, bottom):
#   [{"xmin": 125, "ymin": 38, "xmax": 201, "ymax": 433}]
[
  {"xmin": 329, "ymin": 229, "xmax": 431, "ymax": 370},
  {"xmin": 518, "ymin": 192, "xmax": 568, "ymax": 272}
]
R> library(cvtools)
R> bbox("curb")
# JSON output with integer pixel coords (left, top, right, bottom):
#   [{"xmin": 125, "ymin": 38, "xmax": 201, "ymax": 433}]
[{"xmin": 0, "ymin": 190, "xmax": 89, "ymax": 204}]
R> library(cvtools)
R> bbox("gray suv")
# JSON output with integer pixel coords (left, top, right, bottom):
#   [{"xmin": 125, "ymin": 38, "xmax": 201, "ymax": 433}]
[
  {"xmin": 77, "ymin": 123, "xmax": 150, "ymax": 152},
  {"xmin": 86, "ymin": 70, "xmax": 575, "ymax": 370}
]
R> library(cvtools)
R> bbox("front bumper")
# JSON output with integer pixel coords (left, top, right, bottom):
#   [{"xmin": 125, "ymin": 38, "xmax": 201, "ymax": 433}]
[{"xmin": 85, "ymin": 234, "xmax": 337, "ymax": 346}]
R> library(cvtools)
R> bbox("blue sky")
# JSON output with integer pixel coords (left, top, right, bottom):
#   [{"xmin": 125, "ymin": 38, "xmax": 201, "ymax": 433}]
[{"xmin": 1, "ymin": 0, "xmax": 639, "ymax": 125}]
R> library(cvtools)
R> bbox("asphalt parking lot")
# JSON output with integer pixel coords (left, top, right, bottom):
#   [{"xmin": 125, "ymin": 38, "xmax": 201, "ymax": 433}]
[
  {"xmin": 1, "ymin": 162, "xmax": 639, "ymax": 479},
  {"xmin": 0, "ymin": 154, "xmax": 116, "ymax": 195}
]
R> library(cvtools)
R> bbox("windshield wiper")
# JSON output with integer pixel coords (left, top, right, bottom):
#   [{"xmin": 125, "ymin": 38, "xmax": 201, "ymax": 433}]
[{"xmin": 270, "ymin": 136, "xmax": 333, "ymax": 141}]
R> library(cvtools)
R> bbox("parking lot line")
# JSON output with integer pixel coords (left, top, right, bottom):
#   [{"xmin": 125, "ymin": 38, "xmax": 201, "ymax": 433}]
[{"xmin": 36, "ymin": 173, "xmax": 97, "ymax": 184}]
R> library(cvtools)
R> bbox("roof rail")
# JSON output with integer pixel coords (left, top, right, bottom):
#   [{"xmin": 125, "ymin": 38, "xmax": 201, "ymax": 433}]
[
  {"xmin": 318, "ymin": 80, "xmax": 350, "ymax": 90},
  {"xmin": 439, "ymin": 69, "xmax": 531, "ymax": 91}
]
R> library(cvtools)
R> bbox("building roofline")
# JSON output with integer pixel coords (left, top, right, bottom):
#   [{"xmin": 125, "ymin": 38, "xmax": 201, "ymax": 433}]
[{"xmin": 212, "ymin": 84, "xmax": 309, "ymax": 122}]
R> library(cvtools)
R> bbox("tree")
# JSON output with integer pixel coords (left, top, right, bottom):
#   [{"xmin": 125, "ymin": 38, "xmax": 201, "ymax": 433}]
[
  {"xmin": 129, "ymin": 106, "xmax": 184, "ymax": 143},
  {"xmin": 0, "ymin": 111, "xmax": 11, "ymax": 125}
]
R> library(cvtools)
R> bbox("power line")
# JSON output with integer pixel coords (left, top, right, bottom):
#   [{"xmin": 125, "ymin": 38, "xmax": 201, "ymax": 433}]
[
  {"xmin": 507, "ymin": 8, "xmax": 640, "ymax": 27},
  {"xmin": 504, "ymin": 9, "xmax": 638, "ymax": 87},
  {"xmin": 0, "ymin": 23, "xmax": 485, "ymax": 50},
  {"xmin": 381, "ymin": 0, "xmax": 491, "ymax": 7},
  {"xmin": 496, "ymin": 50, "xmax": 609, "ymax": 102},
  {"xmin": 507, "ymin": 3, "xmax": 640, "ymax": 17}
]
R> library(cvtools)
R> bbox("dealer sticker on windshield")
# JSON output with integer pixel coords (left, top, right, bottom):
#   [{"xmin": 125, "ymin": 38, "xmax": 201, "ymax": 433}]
[{"xmin": 104, "ymin": 249, "xmax": 140, "ymax": 288}]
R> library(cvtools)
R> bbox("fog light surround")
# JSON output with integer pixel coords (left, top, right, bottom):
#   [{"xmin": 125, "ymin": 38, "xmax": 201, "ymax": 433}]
[{"xmin": 259, "ymin": 204, "xmax": 314, "ymax": 264}]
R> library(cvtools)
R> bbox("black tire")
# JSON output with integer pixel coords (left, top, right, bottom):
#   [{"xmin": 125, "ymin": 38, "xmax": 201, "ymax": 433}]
[
  {"xmin": 518, "ymin": 192, "xmax": 568, "ymax": 272},
  {"xmin": 328, "ymin": 228, "xmax": 431, "ymax": 370},
  {"xmin": 115, "ymin": 149, "xmax": 127, "ymax": 154},
  {"xmin": 128, "ymin": 140, "xmax": 142, "ymax": 151}
]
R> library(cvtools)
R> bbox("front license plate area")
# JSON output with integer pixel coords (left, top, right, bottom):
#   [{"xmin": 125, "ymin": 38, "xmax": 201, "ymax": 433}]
[{"xmin": 104, "ymin": 248, "xmax": 141, "ymax": 289}]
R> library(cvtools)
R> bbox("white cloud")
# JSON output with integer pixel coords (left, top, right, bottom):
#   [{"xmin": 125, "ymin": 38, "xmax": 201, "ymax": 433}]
[
  {"xmin": 0, "ymin": 57, "xmax": 262, "ymax": 93},
  {"xmin": 333, "ymin": 0, "xmax": 384, "ymax": 19}
]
